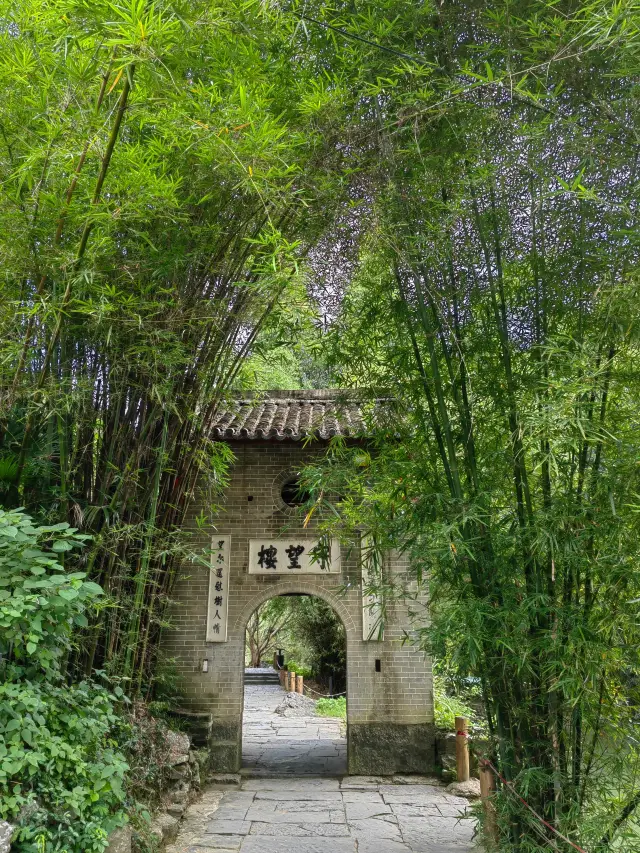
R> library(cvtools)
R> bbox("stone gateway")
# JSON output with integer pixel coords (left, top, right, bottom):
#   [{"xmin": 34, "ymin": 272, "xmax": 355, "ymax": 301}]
[{"xmin": 163, "ymin": 390, "xmax": 435, "ymax": 775}]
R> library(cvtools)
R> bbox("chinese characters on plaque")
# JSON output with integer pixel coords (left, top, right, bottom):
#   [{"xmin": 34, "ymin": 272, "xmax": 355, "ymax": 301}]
[
  {"xmin": 206, "ymin": 536, "xmax": 230, "ymax": 642},
  {"xmin": 248, "ymin": 539, "xmax": 341, "ymax": 574},
  {"xmin": 361, "ymin": 535, "xmax": 384, "ymax": 641}
]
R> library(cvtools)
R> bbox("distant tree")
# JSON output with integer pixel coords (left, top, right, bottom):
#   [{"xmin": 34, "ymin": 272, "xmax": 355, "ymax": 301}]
[
  {"xmin": 288, "ymin": 596, "xmax": 346, "ymax": 691},
  {"xmin": 244, "ymin": 595, "xmax": 346, "ymax": 688},
  {"xmin": 245, "ymin": 599, "xmax": 289, "ymax": 668}
]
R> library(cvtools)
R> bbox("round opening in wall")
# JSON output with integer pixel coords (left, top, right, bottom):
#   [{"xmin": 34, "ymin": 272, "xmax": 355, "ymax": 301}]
[{"xmin": 280, "ymin": 476, "xmax": 310, "ymax": 507}]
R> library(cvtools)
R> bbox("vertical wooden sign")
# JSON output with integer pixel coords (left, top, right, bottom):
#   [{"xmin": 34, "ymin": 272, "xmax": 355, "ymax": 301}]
[
  {"xmin": 361, "ymin": 534, "xmax": 384, "ymax": 641},
  {"xmin": 206, "ymin": 535, "xmax": 230, "ymax": 642}
]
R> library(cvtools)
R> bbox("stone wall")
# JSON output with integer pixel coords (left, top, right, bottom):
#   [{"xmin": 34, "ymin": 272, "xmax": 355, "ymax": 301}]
[
  {"xmin": 162, "ymin": 440, "xmax": 435, "ymax": 775},
  {"xmin": 105, "ymin": 730, "xmax": 200, "ymax": 853}
]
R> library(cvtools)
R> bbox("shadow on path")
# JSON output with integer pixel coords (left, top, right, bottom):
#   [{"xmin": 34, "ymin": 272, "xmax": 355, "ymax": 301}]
[{"xmin": 242, "ymin": 681, "xmax": 347, "ymax": 776}]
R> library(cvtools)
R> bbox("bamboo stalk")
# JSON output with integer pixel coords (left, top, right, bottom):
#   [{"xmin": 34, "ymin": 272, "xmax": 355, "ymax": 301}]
[
  {"xmin": 16, "ymin": 69, "xmax": 135, "ymax": 490},
  {"xmin": 125, "ymin": 409, "xmax": 168, "ymax": 688},
  {"xmin": 10, "ymin": 60, "xmax": 114, "ymax": 400}
]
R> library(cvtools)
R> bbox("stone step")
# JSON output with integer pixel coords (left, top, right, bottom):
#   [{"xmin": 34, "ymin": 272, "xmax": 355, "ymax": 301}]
[
  {"xmin": 244, "ymin": 670, "xmax": 281, "ymax": 685},
  {"xmin": 244, "ymin": 676, "xmax": 281, "ymax": 685}
]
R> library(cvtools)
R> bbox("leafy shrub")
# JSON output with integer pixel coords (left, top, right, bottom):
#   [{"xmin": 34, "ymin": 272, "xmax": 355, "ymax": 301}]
[
  {"xmin": 433, "ymin": 675, "xmax": 475, "ymax": 730},
  {"xmin": 0, "ymin": 507, "xmax": 128, "ymax": 852},
  {"xmin": 285, "ymin": 660, "xmax": 312, "ymax": 679},
  {"xmin": 0, "ymin": 510, "xmax": 95, "ymax": 670},
  {"xmin": 0, "ymin": 453, "xmax": 19, "ymax": 490},
  {"xmin": 315, "ymin": 697, "xmax": 346, "ymax": 719},
  {"xmin": 1, "ymin": 678, "xmax": 129, "ymax": 852}
]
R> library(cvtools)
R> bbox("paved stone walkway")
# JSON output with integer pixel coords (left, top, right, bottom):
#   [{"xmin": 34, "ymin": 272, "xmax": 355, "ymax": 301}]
[
  {"xmin": 165, "ymin": 684, "xmax": 476, "ymax": 853},
  {"xmin": 166, "ymin": 776, "xmax": 476, "ymax": 853},
  {"xmin": 242, "ymin": 684, "xmax": 347, "ymax": 776}
]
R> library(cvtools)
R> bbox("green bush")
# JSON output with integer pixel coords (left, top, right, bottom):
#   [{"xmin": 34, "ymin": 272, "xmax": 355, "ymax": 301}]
[
  {"xmin": 433, "ymin": 676, "xmax": 475, "ymax": 730},
  {"xmin": 285, "ymin": 661, "xmax": 312, "ymax": 679},
  {"xmin": 315, "ymin": 697, "xmax": 346, "ymax": 719},
  {"xmin": 0, "ymin": 507, "xmax": 128, "ymax": 852},
  {"xmin": 1, "ymin": 679, "xmax": 129, "ymax": 852}
]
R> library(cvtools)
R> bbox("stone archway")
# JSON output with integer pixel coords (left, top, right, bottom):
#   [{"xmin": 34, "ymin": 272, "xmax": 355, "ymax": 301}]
[
  {"xmin": 163, "ymin": 410, "xmax": 436, "ymax": 776},
  {"xmin": 240, "ymin": 587, "xmax": 350, "ymax": 776}
]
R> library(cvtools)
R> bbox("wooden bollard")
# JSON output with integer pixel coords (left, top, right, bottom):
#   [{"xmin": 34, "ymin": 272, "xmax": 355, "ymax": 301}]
[
  {"xmin": 296, "ymin": 674, "xmax": 303, "ymax": 694},
  {"xmin": 455, "ymin": 716, "xmax": 470, "ymax": 782},
  {"xmin": 479, "ymin": 763, "xmax": 498, "ymax": 845},
  {"xmin": 288, "ymin": 671, "xmax": 296, "ymax": 692},
  {"xmin": 279, "ymin": 669, "xmax": 285, "ymax": 687}
]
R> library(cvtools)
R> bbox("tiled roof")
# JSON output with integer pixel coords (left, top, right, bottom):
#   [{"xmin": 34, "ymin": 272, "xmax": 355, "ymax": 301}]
[{"xmin": 211, "ymin": 390, "xmax": 376, "ymax": 441}]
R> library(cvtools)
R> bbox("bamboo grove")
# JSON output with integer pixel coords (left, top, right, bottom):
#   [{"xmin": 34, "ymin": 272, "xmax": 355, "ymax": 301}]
[
  {"xmin": 0, "ymin": 0, "xmax": 345, "ymax": 688},
  {"xmin": 294, "ymin": 2, "xmax": 640, "ymax": 850},
  {"xmin": 3, "ymin": 0, "xmax": 640, "ymax": 850}
]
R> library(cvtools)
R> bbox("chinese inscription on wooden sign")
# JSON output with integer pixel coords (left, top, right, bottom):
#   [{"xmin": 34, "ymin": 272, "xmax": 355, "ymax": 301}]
[
  {"xmin": 248, "ymin": 538, "xmax": 341, "ymax": 574},
  {"xmin": 207, "ymin": 536, "xmax": 230, "ymax": 642},
  {"xmin": 361, "ymin": 535, "xmax": 384, "ymax": 641}
]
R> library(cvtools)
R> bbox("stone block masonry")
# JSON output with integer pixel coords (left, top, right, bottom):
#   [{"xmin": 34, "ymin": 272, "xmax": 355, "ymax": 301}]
[{"xmin": 162, "ymin": 438, "xmax": 435, "ymax": 775}]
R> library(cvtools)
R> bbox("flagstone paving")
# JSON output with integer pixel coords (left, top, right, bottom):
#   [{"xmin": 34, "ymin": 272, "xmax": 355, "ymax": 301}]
[
  {"xmin": 165, "ymin": 684, "xmax": 477, "ymax": 853},
  {"xmin": 166, "ymin": 777, "xmax": 477, "ymax": 853},
  {"xmin": 242, "ymin": 684, "xmax": 347, "ymax": 776}
]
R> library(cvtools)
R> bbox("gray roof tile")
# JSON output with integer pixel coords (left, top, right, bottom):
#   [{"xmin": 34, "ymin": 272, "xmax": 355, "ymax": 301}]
[{"xmin": 211, "ymin": 390, "xmax": 377, "ymax": 441}]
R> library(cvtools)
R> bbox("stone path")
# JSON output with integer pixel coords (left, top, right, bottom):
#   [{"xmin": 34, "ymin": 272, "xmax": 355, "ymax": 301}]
[
  {"xmin": 165, "ymin": 683, "xmax": 476, "ymax": 853},
  {"xmin": 166, "ymin": 776, "xmax": 477, "ymax": 853},
  {"xmin": 242, "ymin": 684, "xmax": 347, "ymax": 776}
]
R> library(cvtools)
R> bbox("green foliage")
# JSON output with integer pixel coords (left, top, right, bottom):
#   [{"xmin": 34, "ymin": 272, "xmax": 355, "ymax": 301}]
[
  {"xmin": 117, "ymin": 706, "xmax": 170, "ymax": 815},
  {"xmin": 245, "ymin": 597, "xmax": 291, "ymax": 667},
  {"xmin": 315, "ymin": 697, "xmax": 346, "ymax": 720},
  {"xmin": 0, "ymin": 454, "xmax": 19, "ymax": 489},
  {"xmin": 0, "ymin": 507, "xmax": 96, "ymax": 672},
  {"xmin": 237, "ymin": 279, "xmax": 330, "ymax": 390},
  {"xmin": 244, "ymin": 595, "xmax": 346, "ymax": 691},
  {"xmin": 3, "ymin": 1, "xmax": 640, "ymax": 850},
  {"xmin": 278, "ymin": 596, "xmax": 346, "ymax": 692},
  {"xmin": 432, "ymin": 677, "xmax": 474, "ymax": 732},
  {"xmin": 284, "ymin": 661, "xmax": 312, "ymax": 680},
  {"xmin": 0, "ymin": 679, "xmax": 128, "ymax": 853},
  {"xmin": 295, "ymin": 2, "xmax": 640, "ymax": 849},
  {"xmin": 0, "ymin": 0, "xmax": 346, "ymax": 692},
  {"xmin": 0, "ymin": 507, "xmax": 128, "ymax": 852}
]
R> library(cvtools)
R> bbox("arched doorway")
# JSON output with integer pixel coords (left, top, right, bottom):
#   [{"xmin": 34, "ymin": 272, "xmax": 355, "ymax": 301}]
[{"xmin": 241, "ymin": 593, "xmax": 348, "ymax": 776}]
